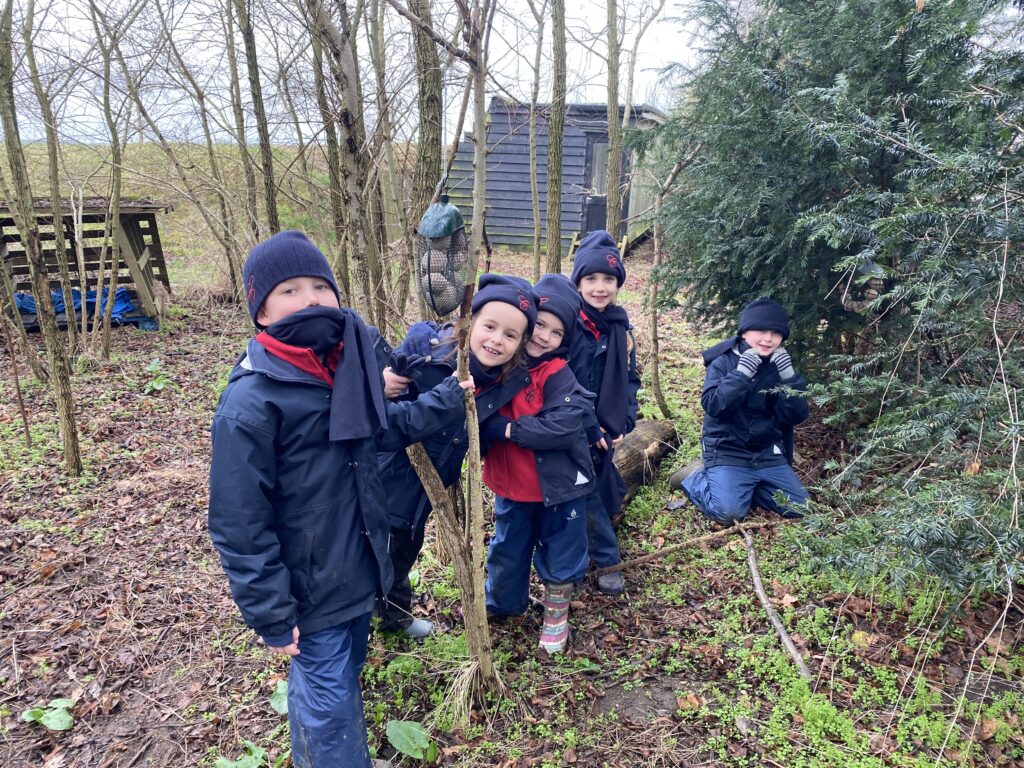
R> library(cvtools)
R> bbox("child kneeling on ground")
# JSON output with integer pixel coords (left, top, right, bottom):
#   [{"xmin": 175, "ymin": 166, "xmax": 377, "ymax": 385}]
[
  {"xmin": 671, "ymin": 297, "xmax": 809, "ymax": 523},
  {"xmin": 208, "ymin": 231, "xmax": 471, "ymax": 768}
]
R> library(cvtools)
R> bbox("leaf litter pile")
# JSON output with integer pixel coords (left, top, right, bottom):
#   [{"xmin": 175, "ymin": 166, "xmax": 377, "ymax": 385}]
[{"xmin": 1, "ymin": 248, "xmax": 1022, "ymax": 767}]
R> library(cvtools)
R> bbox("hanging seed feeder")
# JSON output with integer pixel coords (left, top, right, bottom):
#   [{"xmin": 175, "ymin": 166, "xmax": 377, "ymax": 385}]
[{"xmin": 416, "ymin": 193, "xmax": 469, "ymax": 317}]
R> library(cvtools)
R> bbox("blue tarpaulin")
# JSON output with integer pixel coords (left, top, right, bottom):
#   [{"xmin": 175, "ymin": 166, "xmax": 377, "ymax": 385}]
[{"xmin": 15, "ymin": 287, "xmax": 138, "ymax": 323}]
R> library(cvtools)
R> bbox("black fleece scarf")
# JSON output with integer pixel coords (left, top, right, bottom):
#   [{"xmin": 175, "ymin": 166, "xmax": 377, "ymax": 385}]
[
  {"xmin": 469, "ymin": 352, "xmax": 503, "ymax": 392},
  {"xmin": 265, "ymin": 306, "xmax": 387, "ymax": 441},
  {"xmin": 582, "ymin": 302, "xmax": 630, "ymax": 438}
]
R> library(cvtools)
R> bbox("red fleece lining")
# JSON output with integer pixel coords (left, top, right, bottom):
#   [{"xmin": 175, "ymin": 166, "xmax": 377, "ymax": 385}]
[{"xmin": 256, "ymin": 332, "xmax": 342, "ymax": 385}]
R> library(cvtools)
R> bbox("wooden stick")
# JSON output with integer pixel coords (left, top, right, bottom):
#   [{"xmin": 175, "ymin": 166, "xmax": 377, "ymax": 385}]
[
  {"xmin": 593, "ymin": 518, "xmax": 782, "ymax": 575},
  {"xmin": 743, "ymin": 529, "xmax": 812, "ymax": 680},
  {"xmin": 1, "ymin": 314, "xmax": 31, "ymax": 447}
]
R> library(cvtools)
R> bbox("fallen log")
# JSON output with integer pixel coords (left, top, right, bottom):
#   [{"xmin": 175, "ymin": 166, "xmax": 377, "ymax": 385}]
[
  {"xmin": 611, "ymin": 418, "xmax": 679, "ymax": 523},
  {"xmin": 613, "ymin": 419, "xmax": 679, "ymax": 492}
]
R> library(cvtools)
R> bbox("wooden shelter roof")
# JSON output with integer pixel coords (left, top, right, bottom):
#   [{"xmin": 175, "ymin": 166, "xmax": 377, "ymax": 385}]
[{"xmin": 0, "ymin": 198, "xmax": 172, "ymax": 215}]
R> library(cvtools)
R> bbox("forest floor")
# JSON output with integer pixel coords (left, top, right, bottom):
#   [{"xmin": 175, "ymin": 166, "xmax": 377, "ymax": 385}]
[{"xmin": 1, "ymin": 246, "xmax": 1022, "ymax": 768}]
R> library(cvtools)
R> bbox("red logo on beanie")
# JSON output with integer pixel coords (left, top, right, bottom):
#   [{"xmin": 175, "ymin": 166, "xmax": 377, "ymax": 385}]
[
  {"xmin": 607, "ymin": 255, "xmax": 619, "ymax": 269},
  {"xmin": 246, "ymin": 274, "xmax": 256, "ymax": 303},
  {"xmin": 539, "ymin": 296, "xmax": 549, "ymax": 306},
  {"xmin": 517, "ymin": 293, "xmax": 530, "ymax": 311}
]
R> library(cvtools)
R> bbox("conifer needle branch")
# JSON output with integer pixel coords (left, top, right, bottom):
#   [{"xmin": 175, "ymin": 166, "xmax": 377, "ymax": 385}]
[{"xmin": 742, "ymin": 529, "xmax": 811, "ymax": 680}]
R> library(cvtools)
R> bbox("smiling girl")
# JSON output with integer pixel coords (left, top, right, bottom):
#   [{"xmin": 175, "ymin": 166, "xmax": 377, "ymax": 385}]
[{"xmin": 475, "ymin": 274, "xmax": 594, "ymax": 655}]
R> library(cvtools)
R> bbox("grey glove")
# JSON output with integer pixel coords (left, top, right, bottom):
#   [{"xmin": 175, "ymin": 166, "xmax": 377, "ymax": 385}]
[
  {"xmin": 770, "ymin": 347, "xmax": 795, "ymax": 380},
  {"xmin": 736, "ymin": 348, "xmax": 762, "ymax": 378}
]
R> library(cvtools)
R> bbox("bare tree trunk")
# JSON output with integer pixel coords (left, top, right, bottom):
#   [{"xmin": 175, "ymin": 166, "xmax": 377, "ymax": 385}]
[
  {"xmin": 649, "ymin": 220, "xmax": 671, "ymax": 418},
  {"xmin": 308, "ymin": 17, "xmax": 351, "ymax": 300},
  {"xmin": 307, "ymin": 0, "xmax": 379, "ymax": 322},
  {"xmin": 409, "ymin": 0, "xmax": 442, "ymax": 223},
  {"xmin": 544, "ymin": 0, "xmax": 565, "ymax": 273},
  {"xmin": 384, "ymin": 0, "xmax": 500, "ymax": 701},
  {"xmin": 88, "ymin": 1, "xmax": 129, "ymax": 360},
  {"xmin": 108, "ymin": 22, "xmax": 250, "ymax": 313},
  {"xmin": 649, "ymin": 148, "xmax": 697, "ymax": 417},
  {"xmin": 526, "ymin": 0, "xmax": 547, "ymax": 280},
  {"xmin": 0, "ymin": 0, "xmax": 81, "ymax": 474},
  {"xmin": 22, "ymin": 0, "xmax": 78, "ymax": 354},
  {"xmin": 1, "ymin": 312, "xmax": 31, "ymax": 446},
  {"xmin": 224, "ymin": 0, "xmax": 261, "ymax": 241},
  {"xmin": 408, "ymin": 0, "xmax": 442, "ymax": 318},
  {"xmin": 617, "ymin": 0, "xmax": 665, "ymax": 212},
  {"xmin": 0, "ymin": 233, "xmax": 47, "ymax": 381},
  {"xmin": 366, "ymin": 0, "xmax": 412, "ymax": 330},
  {"xmin": 605, "ymin": 0, "xmax": 622, "ymax": 238},
  {"xmin": 234, "ymin": 0, "xmax": 280, "ymax": 234},
  {"xmin": 272, "ymin": 33, "xmax": 325, "ymax": 246},
  {"xmin": 158, "ymin": 0, "xmax": 243, "ymax": 298},
  {"xmin": 462, "ymin": 0, "xmax": 499, "ymax": 696}
]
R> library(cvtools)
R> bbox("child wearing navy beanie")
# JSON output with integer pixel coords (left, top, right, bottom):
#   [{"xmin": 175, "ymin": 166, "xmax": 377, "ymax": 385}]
[
  {"xmin": 567, "ymin": 231, "xmax": 641, "ymax": 597},
  {"xmin": 210, "ymin": 231, "xmax": 471, "ymax": 767},
  {"xmin": 480, "ymin": 272, "xmax": 595, "ymax": 654},
  {"xmin": 669, "ymin": 297, "xmax": 809, "ymax": 524}
]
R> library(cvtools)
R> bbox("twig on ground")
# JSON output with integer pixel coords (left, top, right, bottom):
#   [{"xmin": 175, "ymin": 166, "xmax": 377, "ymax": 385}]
[
  {"xmin": 742, "ymin": 529, "xmax": 811, "ymax": 680},
  {"xmin": 593, "ymin": 518, "xmax": 782, "ymax": 576}
]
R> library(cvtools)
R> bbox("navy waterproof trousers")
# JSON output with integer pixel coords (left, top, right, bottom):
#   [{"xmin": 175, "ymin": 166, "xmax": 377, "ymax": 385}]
[
  {"xmin": 289, "ymin": 613, "xmax": 373, "ymax": 768},
  {"xmin": 583, "ymin": 487, "xmax": 621, "ymax": 569},
  {"xmin": 682, "ymin": 463, "xmax": 808, "ymax": 524},
  {"xmin": 486, "ymin": 496, "xmax": 589, "ymax": 616}
]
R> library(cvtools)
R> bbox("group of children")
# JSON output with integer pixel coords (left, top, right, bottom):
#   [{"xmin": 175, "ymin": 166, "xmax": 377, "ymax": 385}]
[
  {"xmin": 208, "ymin": 229, "xmax": 649, "ymax": 767},
  {"xmin": 208, "ymin": 229, "xmax": 811, "ymax": 768}
]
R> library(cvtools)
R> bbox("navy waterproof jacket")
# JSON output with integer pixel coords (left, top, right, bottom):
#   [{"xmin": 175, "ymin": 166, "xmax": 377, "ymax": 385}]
[
  {"xmin": 481, "ymin": 364, "xmax": 595, "ymax": 506},
  {"xmin": 208, "ymin": 339, "xmax": 466, "ymax": 645},
  {"xmin": 699, "ymin": 339, "xmax": 809, "ymax": 468},
  {"xmin": 376, "ymin": 363, "xmax": 530, "ymax": 532},
  {"xmin": 568, "ymin": 318, "xmax": 642, "ymax": 443}
]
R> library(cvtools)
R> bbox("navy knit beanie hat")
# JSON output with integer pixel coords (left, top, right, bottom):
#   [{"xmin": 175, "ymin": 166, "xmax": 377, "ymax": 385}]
[
  {"xmin": 738, "ymin": 297, "xmax": 790, "ymax": 340},
  {"xmin": 534, "ymin": 273, "xmax": 580, "ymax": 344},
  {"xmin": 243, "ymin": 230, "xmax": 340, "ymax": 327},
  {"xmin": 471, "ymin": 273, "xmax": 538, "ymax": 335},
  {"xmin": 570, "ymin": 229, "xmax": 625, "ymax": 287}
]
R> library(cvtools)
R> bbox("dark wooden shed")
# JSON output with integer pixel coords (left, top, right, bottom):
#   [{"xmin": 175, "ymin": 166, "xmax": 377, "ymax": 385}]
[
  {"xmin": 1, "ymin": 198, "xmax": 172, "ymax": 329},
  {"xmin": 446, "ymin": 98, "xmax": 664, "ymax": 251}
]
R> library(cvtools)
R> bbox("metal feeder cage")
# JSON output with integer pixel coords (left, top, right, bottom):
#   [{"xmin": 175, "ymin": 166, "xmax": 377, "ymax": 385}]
[{"xmin": 416, "ymin": 193, "xmax": 469, "ymax": 317}]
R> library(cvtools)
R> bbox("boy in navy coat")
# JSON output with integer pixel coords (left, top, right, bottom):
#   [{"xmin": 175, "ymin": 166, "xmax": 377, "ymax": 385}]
[
  {"xmin": 208, "ymin": 231, "xmax": 470, "ymax": 768},
  {"xmin": 671, "ymin": 297, "xmax": 809, "ymax": 523}
]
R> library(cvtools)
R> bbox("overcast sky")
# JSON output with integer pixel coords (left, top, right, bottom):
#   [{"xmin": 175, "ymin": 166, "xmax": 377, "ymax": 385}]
[{"xmin": 486, "ymin": 0, "xmax": 694, "ymax": 112}]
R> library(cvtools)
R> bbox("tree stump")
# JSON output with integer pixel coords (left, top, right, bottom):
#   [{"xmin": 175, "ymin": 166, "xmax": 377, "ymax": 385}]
[{"xmin": 612, "ymin": 418, "xmax": 679, "ymax": 524}]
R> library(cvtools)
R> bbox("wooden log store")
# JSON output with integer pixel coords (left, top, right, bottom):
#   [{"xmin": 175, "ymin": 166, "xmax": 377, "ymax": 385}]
[{"xmin": 1, "ymin": 198, "xmax": 172, "ymax": 329}]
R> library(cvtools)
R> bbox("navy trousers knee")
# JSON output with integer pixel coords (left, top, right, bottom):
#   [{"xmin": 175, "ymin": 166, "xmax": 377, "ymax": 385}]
[
  {"xmin": 486, "ymin": 496, "xmax": 589, "ymax": 616},
  {"xmin": 682, "ymin": 463, "xmax": 808, "ymax": 524},
  {"xmin": 289, "ymin": 613, "xmax": 373, "ymax": 768},
  {"xmin": 584, "ymin": 488, "xmax": 621, "ymax": 569}
]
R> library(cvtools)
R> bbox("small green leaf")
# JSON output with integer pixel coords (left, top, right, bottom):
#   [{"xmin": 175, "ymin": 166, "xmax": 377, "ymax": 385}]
[
  {"xmin": 20, "ymin": 708, "xmax": 44, "ymax": 723},
  {"xmin": 386, "ymin": 719, "xmax": 430, "ymax": 759},
  {"xmin": 40, "ymin": 708, "xmax": 74, "ymax": 731},
  {"xmin": 146, "ymin": 358, "xmax": 162, "ymax": 373},
  {"xmin": 215, "ymin": 740, "xmax": 266, "ymax": 768},
  {"xmin": 48, "ymin": 698, "xmax": 75, "ymax": 709},
  {"xmin": 270, "ymin": 680, "xmax": 288, "ymax": 714}
]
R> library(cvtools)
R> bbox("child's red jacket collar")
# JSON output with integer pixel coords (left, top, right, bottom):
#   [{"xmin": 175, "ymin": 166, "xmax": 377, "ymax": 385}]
[{"xmin": 256, "ymin": 332, "xmax": 342, "ymax": 385}]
